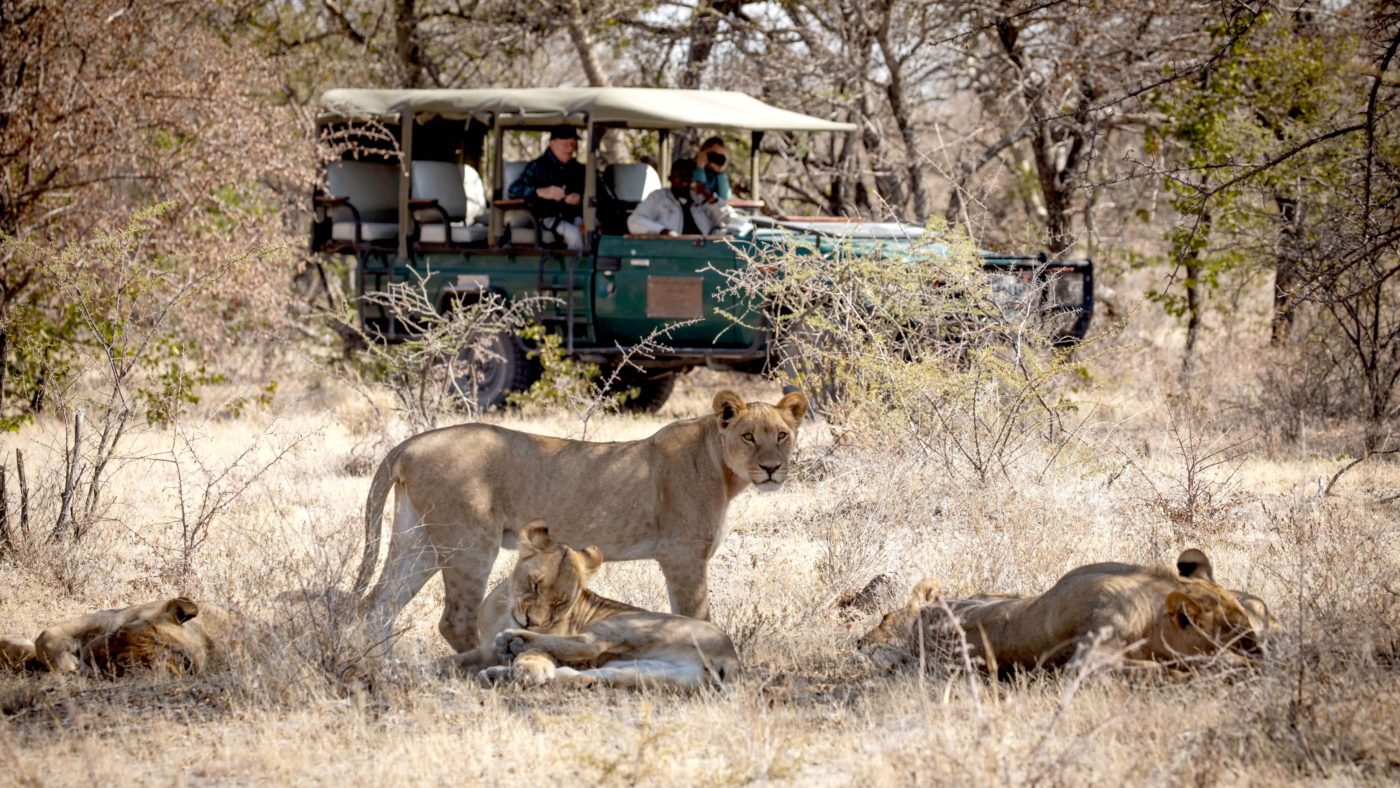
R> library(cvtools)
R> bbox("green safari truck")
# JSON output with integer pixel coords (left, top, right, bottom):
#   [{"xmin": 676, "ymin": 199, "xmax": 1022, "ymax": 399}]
[{"xmin": 310, "ymin": 88, "xmax": 1094, "ymax": 411}]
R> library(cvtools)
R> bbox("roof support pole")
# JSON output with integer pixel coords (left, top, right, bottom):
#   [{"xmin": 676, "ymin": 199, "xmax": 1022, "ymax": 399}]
[
  {"xmin": 659, "ymin": 129, "xmax": 671, "ymax": 181},
  {"xmin": 750, "ymin": 130, "xmax": 764, "ymax": 204},
  {"xmin": 583, "ymin": 121, "xmax": 599, "ymax": 238},
  {"xmin": 489, "ymin": 117, "xmax": 503, "ymax": 245},
  {"xmin": 398, "ymin": 115, "xmax": 414, "ymax": 260}
]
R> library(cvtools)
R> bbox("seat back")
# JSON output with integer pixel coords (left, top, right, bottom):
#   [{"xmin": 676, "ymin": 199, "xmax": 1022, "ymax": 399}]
[
  {"xmin": 503, "ymin": 160, "xmax": 530, "ymax": 202},
  {"xmin": 608, "ymin": 163, "xmax": 661, "ymax": 203},
  {"xmin": 327, "ymin": 161, "xmax": 400, "ymax": 223},
  {"xmin": 411, "ymin": 161, "xmax": 467, "ymax": 222}
]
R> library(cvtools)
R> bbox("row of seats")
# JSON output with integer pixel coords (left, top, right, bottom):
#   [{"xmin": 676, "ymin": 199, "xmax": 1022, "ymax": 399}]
[{"xmin": 319, "ymin": 159, "xmax": 662, "ymax": 251}]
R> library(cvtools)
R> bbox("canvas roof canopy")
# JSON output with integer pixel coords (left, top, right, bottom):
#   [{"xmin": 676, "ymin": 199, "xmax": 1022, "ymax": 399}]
[{"xmin": 319, "ymin": 87, "xmax": 855, "ymax": 133}]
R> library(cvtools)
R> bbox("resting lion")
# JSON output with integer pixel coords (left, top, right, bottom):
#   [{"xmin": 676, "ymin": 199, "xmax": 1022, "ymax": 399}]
[
  {"xmin": 858, "ymin": 549, "xmax": 1267, "ymax": 674},
  {"xmin": 2, "ymin": 597, "xmax": 229, "ymax": 676},
  {"xmin": 355, "ymin": 389, "xmax": 808, "ymax": 653},
  {"xmin": 444, "ymin": 522, "xmax": 739, "ymax": 689}
]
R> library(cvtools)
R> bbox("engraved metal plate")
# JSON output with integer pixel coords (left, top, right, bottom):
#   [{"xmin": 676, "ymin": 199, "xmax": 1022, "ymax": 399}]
[{"xmin": 646, "ymin": 276, "xmax": 704, "ymax": 319}]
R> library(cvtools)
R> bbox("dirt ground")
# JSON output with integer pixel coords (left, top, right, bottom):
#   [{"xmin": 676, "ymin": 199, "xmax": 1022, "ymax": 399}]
[{"xmin": 1, "ymin": 349, "xmax": 1397, "ymax": 785}]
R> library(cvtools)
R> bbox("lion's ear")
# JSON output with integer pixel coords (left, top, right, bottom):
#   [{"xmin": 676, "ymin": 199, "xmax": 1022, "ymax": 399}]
[
  {"xmin": 911, "ymin": 577, "xmax": 940, "ymax": 606},
  {"xmin": 713, "ymin": 390, "xmax": 746, "ymax": 427},
  {"xmin": 1175, "ymin": 548, "xmax": 1214, "ymax": 582},
  {"xmin": 578, "ymin": 545, "xmax": 604, "ymax": 575},
  {"xmin": 1165, "ymin": 591, "xmax": 1202, "ymax": 628},
  {"xmin": 776, "ymin": 390, "xmax": 809, "ymax": 426},
  {"xmin": 520, "ymin": 520, "xmax": 553, "ymax": 553},
  {"xmin": 164, "ymin": 597, "xmax": 200, "ymax": 625}
]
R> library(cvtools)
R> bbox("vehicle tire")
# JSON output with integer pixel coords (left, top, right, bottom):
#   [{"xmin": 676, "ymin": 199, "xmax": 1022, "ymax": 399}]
[
  {"xmin": 618, "ymin": 370, "xmax": 678, "ymax": 414},
  {"xmin": 450, "ymin": 330, "xmax": 533, "ymax": 410}
]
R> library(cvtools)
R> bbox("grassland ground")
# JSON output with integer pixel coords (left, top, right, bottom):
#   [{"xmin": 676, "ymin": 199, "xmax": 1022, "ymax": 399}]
[{"xmin": 0, "ymin": 350, "xmax": 1397, "ymax": 784}]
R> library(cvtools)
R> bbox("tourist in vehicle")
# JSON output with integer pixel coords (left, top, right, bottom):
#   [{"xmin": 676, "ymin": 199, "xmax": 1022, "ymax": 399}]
[
  {"xmin": 628, "ymin": 159, "xmax": 728, "ymax": 236},
  {"xmin": 508, "ymin": 125, "xmax": 586, "ymax": 249},
  {"xmin": 695, "ymin": 136, "xmax": 731, "ymax": 202}
]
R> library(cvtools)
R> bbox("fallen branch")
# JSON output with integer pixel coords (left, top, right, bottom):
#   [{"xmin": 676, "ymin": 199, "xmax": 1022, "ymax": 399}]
[{"xmin": 1323, "ymin": 445, "xmax": 1399, "ymax": 497}]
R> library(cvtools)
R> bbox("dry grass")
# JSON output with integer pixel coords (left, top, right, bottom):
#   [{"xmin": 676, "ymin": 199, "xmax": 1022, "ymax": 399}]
[{"xmin": 1, "ymin": 351, "xmax": 1397, "ymax": 785}]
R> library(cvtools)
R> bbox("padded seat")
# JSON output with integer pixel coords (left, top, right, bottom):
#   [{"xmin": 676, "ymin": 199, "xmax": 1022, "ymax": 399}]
[
  {"xmin": 420, "ymin": 223, "xmax": 488, "ymax": 244},
  {"xmin": 609, "ymin": 162, "xmax": 661, "ymax": 203},
  {"xmin": 411, "ymin": 160, "xmax": 488, "ymax": 247},
  {"xmin": 323, "ymin": 161, "xmax": 400, "ymax": 247},
  {"xmin": 600, "ymin": 162, "xmax": 661, "ymax": 235},
  {"xmin": 331, "ymin": 221, "xmax": 399, "ymax": 242}
]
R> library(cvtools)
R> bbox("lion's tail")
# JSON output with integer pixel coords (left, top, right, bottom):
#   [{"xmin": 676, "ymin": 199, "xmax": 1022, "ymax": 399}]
[{"xmin": 353, "ymin": 441, "xmax": 406, "ymax": 600}]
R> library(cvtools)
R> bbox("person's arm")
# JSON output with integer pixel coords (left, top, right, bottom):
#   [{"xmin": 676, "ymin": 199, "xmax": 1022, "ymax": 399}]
[
  {"xmin": 714, "ymin": 170, "xmax": 731, "ymax": 200},
  {"xmin": 628, "ymin": 192, "xmax": 672, "ymax": 234},
  {"xmin": 700, "ymin": 198, "xmax": 730, "ymax": 235}
]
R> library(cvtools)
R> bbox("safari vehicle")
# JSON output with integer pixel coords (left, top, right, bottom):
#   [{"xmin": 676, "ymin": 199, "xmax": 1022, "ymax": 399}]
[{"xmin": 310, "ymin": 88, "xmax": 1094, "ymax": 410}]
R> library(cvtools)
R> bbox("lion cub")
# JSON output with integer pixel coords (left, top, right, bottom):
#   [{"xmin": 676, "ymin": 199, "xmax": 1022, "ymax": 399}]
[
  {"xmin": 860, "ymin": 549, "xmax": 1269, "ymax": 675},
  {"xmin": 2, "ymin": 597, "xmax": 228, "ymax": 676},
  {"xmin": 445, "ymin": 522, "xmax": 740, "ymax": 690}
]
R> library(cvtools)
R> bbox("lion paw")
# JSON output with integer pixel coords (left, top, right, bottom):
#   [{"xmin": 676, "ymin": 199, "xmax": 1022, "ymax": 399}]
[
  {"xmin": 476, "ymin": 665, "xmax": 514, "ymax": 687},
  {"xmin": 493, "ymin": 629, "xmax": 533, "ymax": 661}
]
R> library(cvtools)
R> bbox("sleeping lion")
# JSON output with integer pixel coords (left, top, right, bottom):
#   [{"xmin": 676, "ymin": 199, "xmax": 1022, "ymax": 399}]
[
  {"xmin": 1, "ymin": 597, "xmax": 229, "ymax": 676},
  {"xmin": 444, "ymin": 521, "xmax": 740, "ymax": 690},
  {"xmin": 859, "ymin": 549, "xmax": 1272, "ymax": 674}
]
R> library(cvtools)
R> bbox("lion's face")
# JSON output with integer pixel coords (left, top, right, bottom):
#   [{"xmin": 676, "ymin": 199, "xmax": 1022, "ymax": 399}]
[
  {"xmin": 509, "ymin": 522, "xmax": 603, "ymax": 634},
  {"xmin": 856, "ymin": 578, "xmax": 941, "ymax": 670},
  {"xmin": 81, "ymin": 597, "xmax": 211, "ymax": 676},
  {"xmin": 1162, "ymin": 580, "xmax": 1261, "ymax": 658},
  {"xmin": 713, "ymin": 390, "xmax": 809, "ymax": 492}
]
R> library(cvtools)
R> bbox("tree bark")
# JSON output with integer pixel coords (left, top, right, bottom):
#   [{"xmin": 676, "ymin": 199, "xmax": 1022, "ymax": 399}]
[
  {"xmin": 1271, "ymin": 193, "xmax": 1303, "ymax": 345},
  {"xmin": 561, "ymin": 0, "xmax": 629, "ymax": 166},
  {"xmin": 873, "ymin": 4, "xmax": 927, "ymax": 222},
  {"xmin": 395, "ymin": 0, "xmax": 428, "ymax": 88},
  {"xmin": 680, "ymin": 0, "xmax": 744, "ymax": 90}
]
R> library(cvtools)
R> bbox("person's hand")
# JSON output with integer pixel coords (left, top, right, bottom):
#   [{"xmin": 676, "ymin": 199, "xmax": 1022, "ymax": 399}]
[
  {"xmin": 564, "ymin": 192, "xmax": 581, "ymax": 206},
  {"xmin": 536, "ymin": 185, "xmax": 566, "ymax": 201},
  {"xmin": 660, "ymin": 229, "xmax": 679, "ymax": 237},
  {"xmin": 692, "ymin": 181, "xmax": 714, "ymax": 203}
]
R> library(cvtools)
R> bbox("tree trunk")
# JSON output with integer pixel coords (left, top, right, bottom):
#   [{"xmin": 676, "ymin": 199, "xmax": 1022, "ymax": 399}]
[
  {"xmin": 1271, "ymin": 193, "xmax": 1303, "ymax": 345},
  {"xmin": 873, "ymin": 7, "xmax": 927, "ymax": 222},
  {"xmin": 395, "ymin": 0, "xmax": 427, "ymax": 88},
  {"xmin": 680, "ymin": 0, "xmax": 746, "ymax": 90},
  {"xmin": 561, "ymin": 0, "xmax": 628, "ymax": 166}
]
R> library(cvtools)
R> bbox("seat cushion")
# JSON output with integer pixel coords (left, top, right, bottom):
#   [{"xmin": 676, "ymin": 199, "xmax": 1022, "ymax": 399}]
[
  {"xmin": 331, "ymin": 221, "xmax": 399, "ymax": 242},
  {"xmin": 607, "ymin": 162, "xmax": 661, "ymax": 203},
  {"xmin": 411, "ymin": 161, "xmax": 467, "ymax": 221},
  {"xmin": 327, "ymin": 161, "xmax": 399, "ymax": 223},
  {"xmin": 508, "ymin": 226, "xmax": 559, "ymax": 246},
  {"xmin": 503, "ymin": 160, "xmax": 529, "ymax": 197},
  {"xmin": 420, "ymin": 222, "xmax": 488, "ymax": 244}
]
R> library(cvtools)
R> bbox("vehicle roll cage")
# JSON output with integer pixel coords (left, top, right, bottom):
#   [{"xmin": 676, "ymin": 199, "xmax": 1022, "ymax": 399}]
[{"xmin": 316, "ymin": 87, "xmax": 856, "ymax": 257}]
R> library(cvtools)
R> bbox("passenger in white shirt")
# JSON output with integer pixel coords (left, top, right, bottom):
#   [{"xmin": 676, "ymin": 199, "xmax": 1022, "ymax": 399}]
[{"xmin": 627, "ymin": 159, "xmax": 729, "ymax": 236}]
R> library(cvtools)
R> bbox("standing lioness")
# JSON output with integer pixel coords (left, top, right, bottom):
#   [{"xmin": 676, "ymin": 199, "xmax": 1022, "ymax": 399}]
[{"xmin": 356, "ymin": 389, "xmax": 808, "ymax": 652}]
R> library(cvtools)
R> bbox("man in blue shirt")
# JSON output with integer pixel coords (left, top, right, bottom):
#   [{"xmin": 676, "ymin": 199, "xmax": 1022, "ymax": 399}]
[{"xmin": 508, "ymin": 125, "xmax": 586, "ymax": 249}]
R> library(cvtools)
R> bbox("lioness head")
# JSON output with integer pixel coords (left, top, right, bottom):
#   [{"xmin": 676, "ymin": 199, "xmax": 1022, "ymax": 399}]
[
  {"xmin": 713, "ymin": 389, "xmax": 809, "ymax": 492},
  {"xmin": 1162, "ymin": 579, "xmax": 1261, "ymax": 659},
  {"xmin": 856, "ymin": 578, "xmax": 942, "ymax": 671},
  {"xmin": 1176, "ymin": 547, "xmax": 1279, "ymax": 635},
  {"xmin": 509, "ymin": 521, "xmax": 603, "ymax": 633},
  {"xmin": 81, "ymin": 597, "xmax": 211, "ymax": 676}
]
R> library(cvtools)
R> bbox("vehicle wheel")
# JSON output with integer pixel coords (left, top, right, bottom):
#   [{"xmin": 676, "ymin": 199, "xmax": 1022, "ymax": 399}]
[
  {"xmin": 617, "ymin": 370, "xmax": 678, "ymax": 414},
  {"xmin": 449, "ymin": 331, "xmax": 532, "ymax": 410}
]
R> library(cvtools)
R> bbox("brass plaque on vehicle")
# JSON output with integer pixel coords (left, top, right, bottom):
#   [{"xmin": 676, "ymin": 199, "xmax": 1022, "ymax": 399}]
[{"xmin": 646, "ymin": 276, "xmax": 704, "ymax": 319}]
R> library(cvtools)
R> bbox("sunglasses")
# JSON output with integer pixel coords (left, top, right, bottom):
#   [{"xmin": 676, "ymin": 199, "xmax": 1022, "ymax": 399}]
[{"xmin": 705, "ymin": 152, "xmax": 727, "ymax": 167}]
